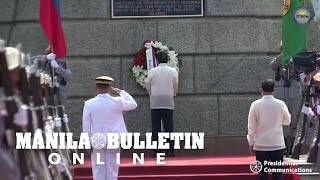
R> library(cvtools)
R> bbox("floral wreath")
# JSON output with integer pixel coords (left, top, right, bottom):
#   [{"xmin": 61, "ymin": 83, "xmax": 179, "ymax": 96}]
[{"xmin": 132, "ymin": 40, "xmax": 179, "ymax": 88}]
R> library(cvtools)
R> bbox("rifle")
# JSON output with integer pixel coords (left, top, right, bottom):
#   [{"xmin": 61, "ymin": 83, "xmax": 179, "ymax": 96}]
[
  {"xmin": 42, "ymin": 73, "xmax": 55, "ymax": 131},
  {"xmin": 54, "ymin": 79, "xmax": 66, "ymax": 133},
  {"xmin": 307, "ymin": 115, "xmax": 320, "ymax": 163},
  {"xmin": 17, "ymin": 53, "xmax": 39, "ymax": 180},
  {"xmin": 52, "ymin": 75, "xmax": 73, "ymax": 180},
  {"xmin": 41, "ymin": 70, "xmax": 73, "ymax": 180},
  {"xmin": 292, "ymin": 81, "xmax": 312, "ymax": 159},
  {"xmin": 29, "ymin": 60, "xmax": 55, "ymax": 180},
  {"xmin": 54, "ymin": 75, "xmax": 79, "ymax": 156}
]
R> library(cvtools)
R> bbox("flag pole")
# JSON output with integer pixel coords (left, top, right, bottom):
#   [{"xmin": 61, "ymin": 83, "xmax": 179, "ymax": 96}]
[{"xmin": 50, "ymin": 44, "xmax": 55, "ymax": 88}]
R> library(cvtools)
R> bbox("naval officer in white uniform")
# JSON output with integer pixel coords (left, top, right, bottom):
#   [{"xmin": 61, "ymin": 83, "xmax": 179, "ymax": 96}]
[{"xmin": 82, "ymin": 76, "xmax": 137, "ymax": 180}]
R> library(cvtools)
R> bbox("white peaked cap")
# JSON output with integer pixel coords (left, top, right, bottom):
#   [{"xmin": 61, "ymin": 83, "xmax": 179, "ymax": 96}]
[
  {"xmin": 4, "ymin": 47, "xmax": 22, "ymax": 70},
  {"xmin": 313, "ymin": 73, "xmax": 320, "ymax": 82}
]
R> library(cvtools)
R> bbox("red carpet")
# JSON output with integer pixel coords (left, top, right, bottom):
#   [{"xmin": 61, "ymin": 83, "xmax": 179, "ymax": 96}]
[{"xmin": 72, "ymin": 156, "xmax": 300, "ymax": 180}]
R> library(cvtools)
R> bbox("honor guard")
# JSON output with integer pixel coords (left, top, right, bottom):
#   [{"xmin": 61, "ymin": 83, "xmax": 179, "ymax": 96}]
[
  {"xmin": 2, "ymin": 45, "xmax": 64, "ymax": 180},
  {"xmin": 31, "ymin": 45, "xmax": 72, "ymax": 105},
  {"xmin": 3, "ymin": 47, "xmax": 28, "ymax": 128},
  {"xmin": 300, "ymin": 73, "xmax": 320, "ymax": 169},
  {"xmin": 0, "ymin": 45, "xmax": 25, "ymax": 180},
  {"xmin": 270, "ymin": 42, "xmax": 302, "ymax": 155},
  {"xmin": 82, "ymin": 76, "xmax": 137, "ymax": 180},
  {"xmin": 299, "ymin": 72, "xmax": 320, "ymax": 153}
]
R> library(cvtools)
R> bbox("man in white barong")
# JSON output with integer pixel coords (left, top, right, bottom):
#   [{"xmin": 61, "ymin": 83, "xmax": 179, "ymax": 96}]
[
  {"xmin": 82, "ymin": 76, "xmax": 137, "ymax": 180},
  {"xmin": 247, "ymin": 79, "xmax": 291, "ymax": 180}
]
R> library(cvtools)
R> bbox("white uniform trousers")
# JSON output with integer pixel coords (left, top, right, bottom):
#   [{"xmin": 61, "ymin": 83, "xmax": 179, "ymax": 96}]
[{"xmin": 91, "ymin": 148, "xmax": 120, "ymax": 180}]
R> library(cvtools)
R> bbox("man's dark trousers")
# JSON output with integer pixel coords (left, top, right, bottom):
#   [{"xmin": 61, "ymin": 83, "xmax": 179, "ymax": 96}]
[
  {"xmin": 255, "ymin": 149, "xmax": 284, "ymax": 180},
  {"xmin": 151, "ymin": 109, "xmax": 174, "ymax": 154}
]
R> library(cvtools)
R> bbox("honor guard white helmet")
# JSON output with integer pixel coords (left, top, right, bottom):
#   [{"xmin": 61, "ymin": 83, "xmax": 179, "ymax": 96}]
[{"xmin": 4, "ymin": 47, "xmax": 22, "ymax": 70}]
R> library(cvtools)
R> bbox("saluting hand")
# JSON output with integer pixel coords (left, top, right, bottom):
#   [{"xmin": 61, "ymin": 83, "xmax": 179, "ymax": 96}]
[{"xmin": 110, "ymin": 87, "xmax": 122, "ymax": 94}]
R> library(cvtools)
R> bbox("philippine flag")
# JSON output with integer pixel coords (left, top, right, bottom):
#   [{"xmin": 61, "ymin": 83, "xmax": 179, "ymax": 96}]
[{"xmin": 39, "ymin": 0, "xmax": 67, "ymax": 59}]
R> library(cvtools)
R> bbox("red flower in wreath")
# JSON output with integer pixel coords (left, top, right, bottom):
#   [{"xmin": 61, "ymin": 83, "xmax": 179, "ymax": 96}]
[
  {"xmin": 133, "ymin": 47, "xmax": 147, "ymax": 68},
  {"xmin": 133, "ymin": 40, "xmax": 159, "ymax": 69}
]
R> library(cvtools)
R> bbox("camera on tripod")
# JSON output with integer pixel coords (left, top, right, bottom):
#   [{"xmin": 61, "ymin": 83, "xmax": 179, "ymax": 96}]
[{"xmin": 292, "ymin": 51, "xmax": 320, "ymax": 74}]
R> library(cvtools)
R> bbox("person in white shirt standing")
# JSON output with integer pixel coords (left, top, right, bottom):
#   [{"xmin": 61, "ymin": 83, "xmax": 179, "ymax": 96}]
[
  {"xmin": 146, "ymin": 51, "xmax": 179, "ymax": 157},
  {"xmin": 247, "ymin": 79, "xmax": 291, "ymax": 180},
  {"xmin": 82, "ymin": 76, "xmax": 137, "ymax": 180}
]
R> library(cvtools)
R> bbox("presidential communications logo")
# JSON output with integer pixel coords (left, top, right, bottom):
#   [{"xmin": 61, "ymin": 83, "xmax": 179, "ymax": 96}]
[
  {"xmin": 249, "ymin": 160, "xmax": 313, "ymax": 174},
  {"xmin": 294, "ymin": 6, "xmax": 312, "ymax": 24},
  {"xmin": 250, "ymin": 160, "xmax": 263, "ymax": 173}
]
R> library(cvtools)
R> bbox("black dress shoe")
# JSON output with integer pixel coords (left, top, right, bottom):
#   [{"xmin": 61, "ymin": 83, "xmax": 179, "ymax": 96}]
[{"xmin": 167, "ymin": 151, "xmax": 175, "ymax": 157}]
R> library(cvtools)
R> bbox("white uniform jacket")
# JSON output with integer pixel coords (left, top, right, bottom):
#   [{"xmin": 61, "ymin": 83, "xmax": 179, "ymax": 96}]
[{"xmin": 82, "ymin": 91, "xmax": 137, "ymax": 137}]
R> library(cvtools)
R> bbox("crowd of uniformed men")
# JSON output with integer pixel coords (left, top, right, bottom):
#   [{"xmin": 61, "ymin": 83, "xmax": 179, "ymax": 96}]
[{"xmin": 0, "ymin": 39, "xmax": 73, "ymax": 180}]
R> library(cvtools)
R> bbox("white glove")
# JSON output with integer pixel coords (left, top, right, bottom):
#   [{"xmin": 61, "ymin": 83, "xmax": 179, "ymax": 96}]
[
  {"xmin": 309, "ymin": 110, "xmax": 315, "ymax": 116},
  {"xmin": 317, "ymin": 105, "xmax": 320, "ymax": 115},
  {"xmin": 46, "ymin": 53, "xmax": 56, "ymax": 60},
  {"xmin": 13, "ymin": 105, "xmax": 28, "ymax": 127},
  {"xmin": 0, "ymin": 101, "xmax": 7, "ymax": 118},
  {"xmin": 50, "ymin": 59, "xmax": 59, "ymax": 68},
  {"xmin": 301, "ymin": 105, "xmax": 313, "ymax": 115},
  {"xmin": 44, "ymin": 122, "xmax": 53, "ymax": 133}
]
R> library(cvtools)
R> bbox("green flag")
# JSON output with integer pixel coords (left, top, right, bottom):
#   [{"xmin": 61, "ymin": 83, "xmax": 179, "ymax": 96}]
[{"xmin": 282, "ymin": 0, "xmax": 307, "ymax": 65}]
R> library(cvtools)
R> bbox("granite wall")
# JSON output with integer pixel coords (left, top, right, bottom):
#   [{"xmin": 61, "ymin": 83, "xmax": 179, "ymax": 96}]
[{"xmin": 1, "ymin": 0, "xmax": 320, "ymax": 137}]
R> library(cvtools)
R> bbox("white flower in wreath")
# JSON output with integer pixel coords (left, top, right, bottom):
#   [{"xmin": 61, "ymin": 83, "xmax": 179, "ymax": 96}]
[
  {"xmin": 143, "ymin": 70, "xmax": 148, "ymax": 76},
  {"xmin": 137, "ymin": 76, "xmax": 147, "ymax": 88},
  {"xmin": 160, "ymin": 45, "xmax": 169, "ymax": 51},
  {"xmin": 168, "ymin": 50, "xmax": 177, "ymax": 57},
  {"xmin": 138, "ymin": 75, "xmax": 145, "ymax": 83},
  {"xmin": 167, "ymin": 60, "xmax": 175, "ymax": 67},
  {"xmin": 132, "ymin": 66, "xmax": 142, "ymax": 77},
  {"xmin": 153, "ymin": 41, "xmax": 162, "ymax": 48}
]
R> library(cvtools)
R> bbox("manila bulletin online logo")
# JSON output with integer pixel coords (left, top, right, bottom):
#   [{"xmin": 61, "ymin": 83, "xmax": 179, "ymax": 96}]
[{"xmin": 294, "ymin": 6, "xmax": 313, "ymax": 24}]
